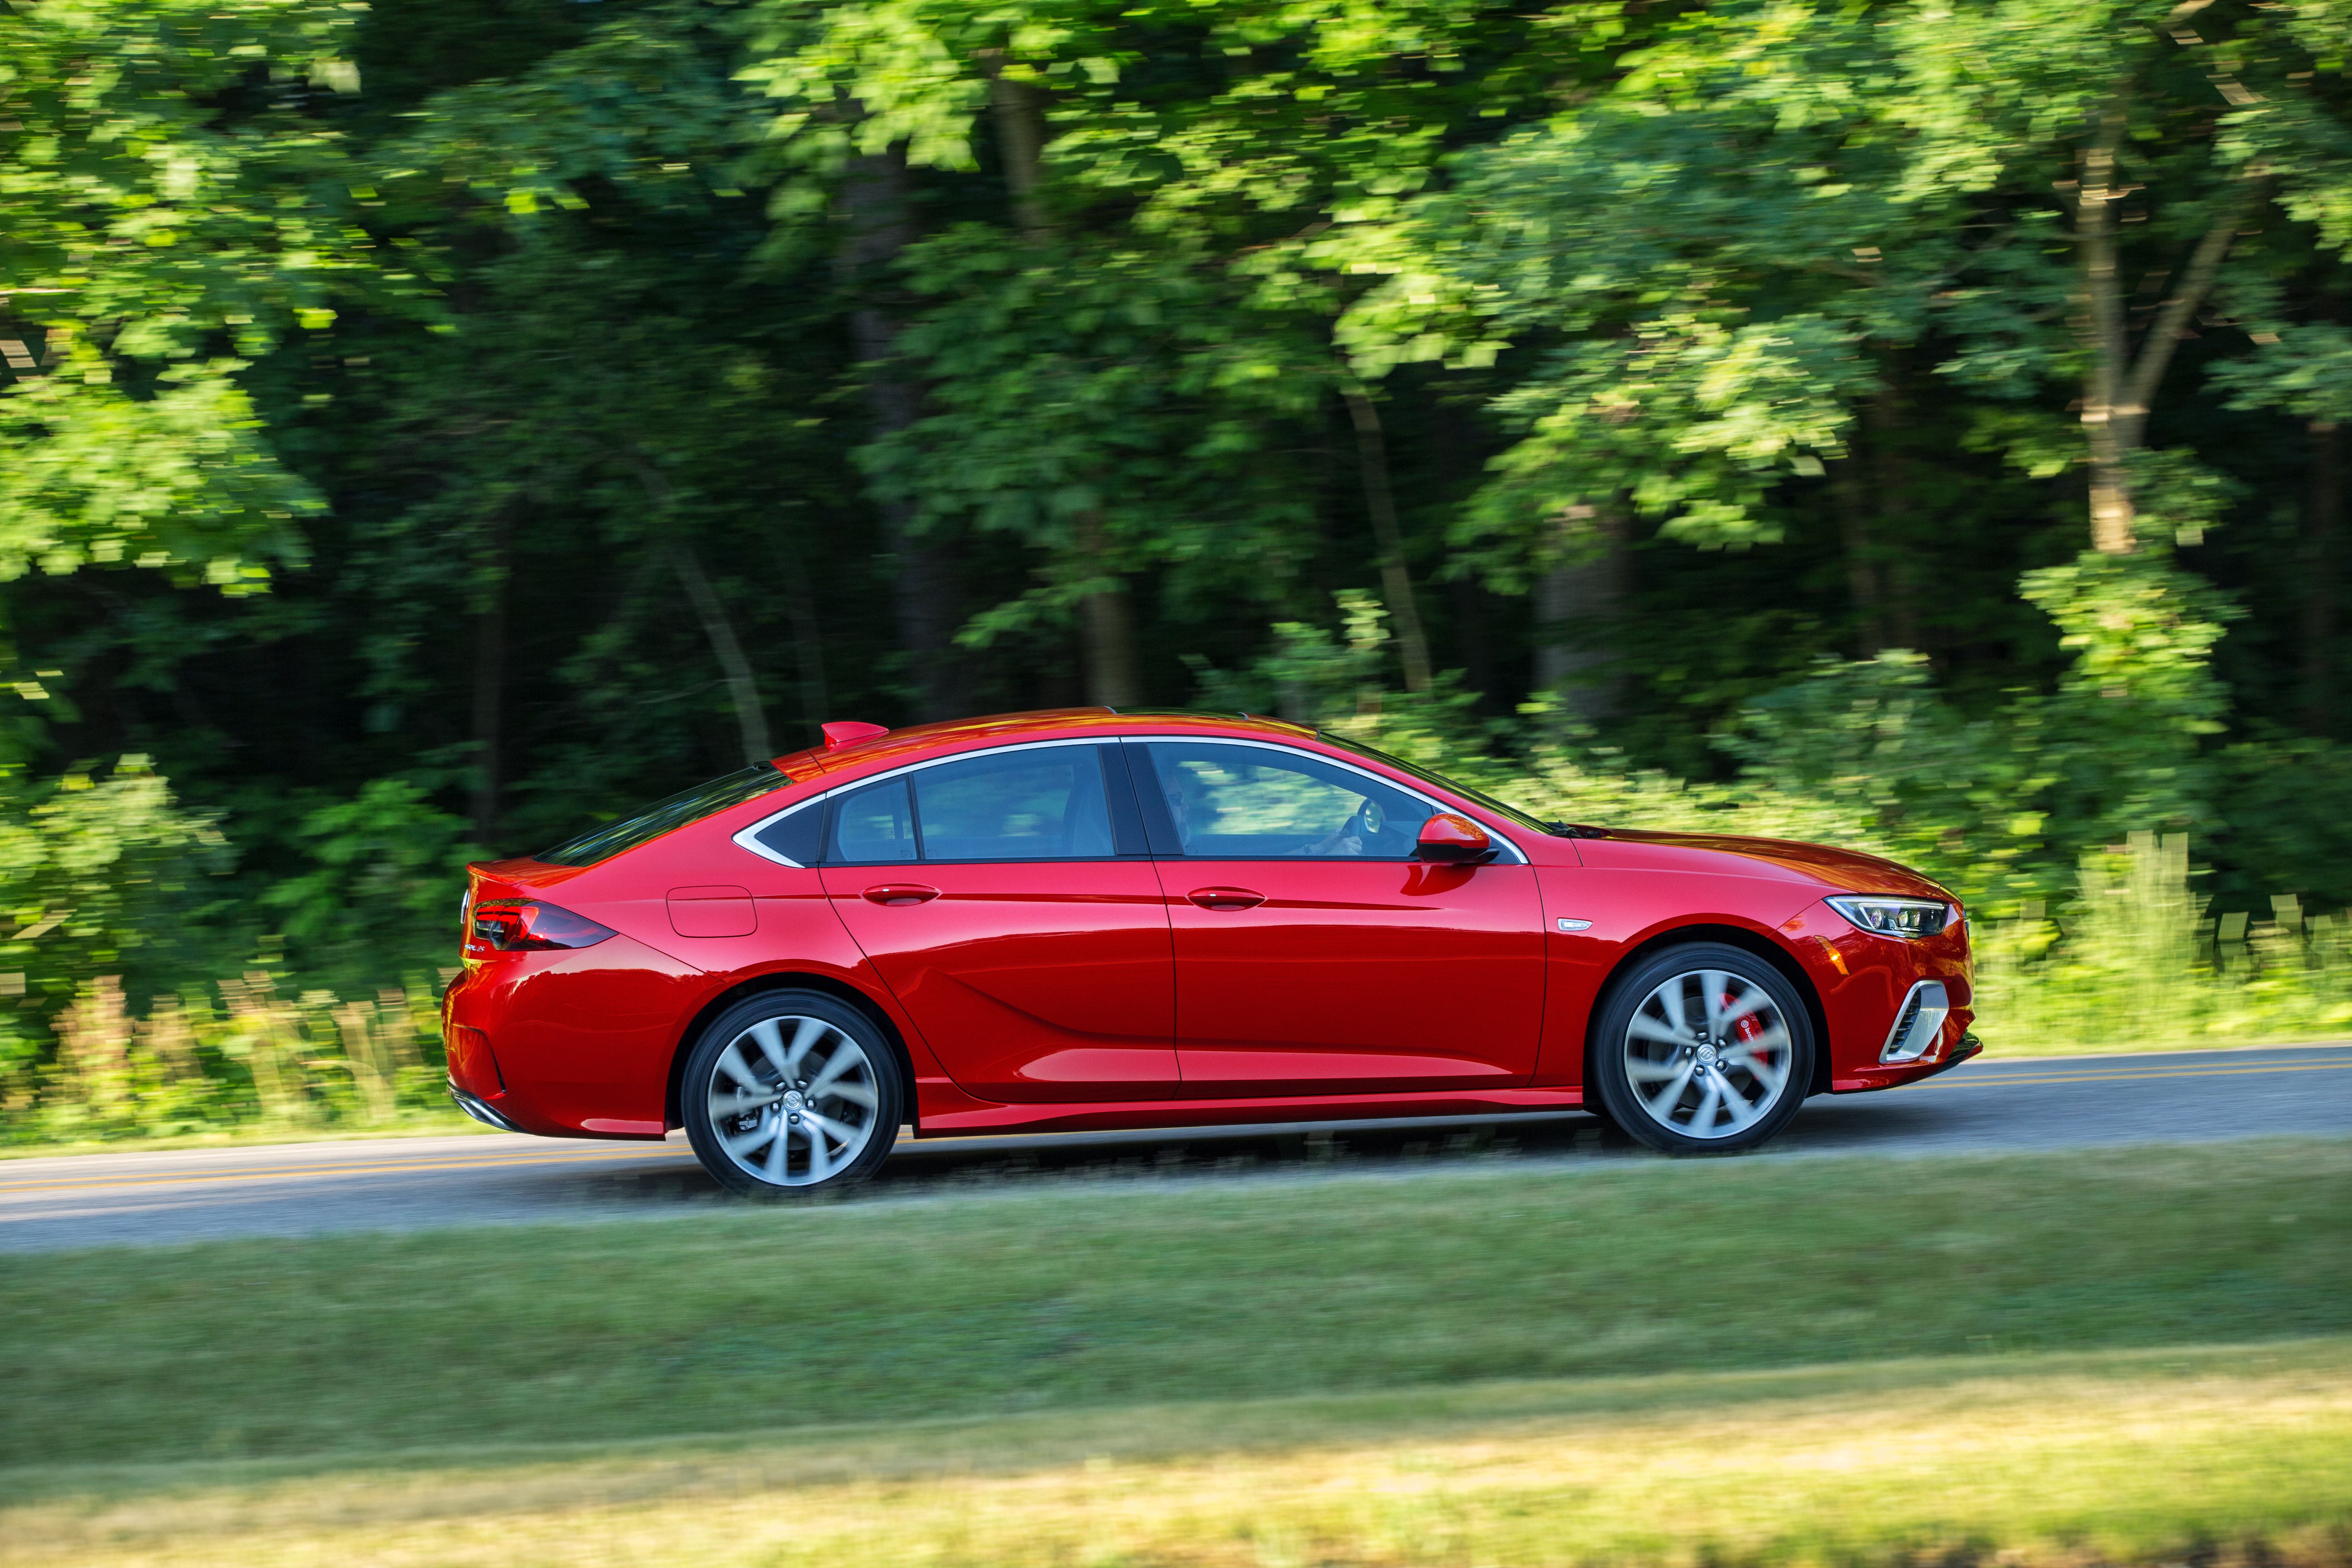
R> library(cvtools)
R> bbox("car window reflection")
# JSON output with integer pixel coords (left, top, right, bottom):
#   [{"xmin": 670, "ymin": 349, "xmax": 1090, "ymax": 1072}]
[
  {"xmin": 913, "ymin": 749, "xmax": 1114, "ymax": 861},
  {"xmin": 827, "ymin": 747, "xmax": 1118, "ymax": 864},
  {"xmin": 1145, "ymin": 742, "xmax": 1432, "ymax": 860}
]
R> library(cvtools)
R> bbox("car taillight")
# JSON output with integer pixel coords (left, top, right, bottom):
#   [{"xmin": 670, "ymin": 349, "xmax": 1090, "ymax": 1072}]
[{"xmin": 467, "ymin": 899, "xmax": 615, "ymax": 953}]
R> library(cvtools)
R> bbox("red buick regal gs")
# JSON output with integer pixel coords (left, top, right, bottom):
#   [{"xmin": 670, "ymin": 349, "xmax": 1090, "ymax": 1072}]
[{"xmin": 443, "ymin": 708, "xmax": 1978, "ymax": 1195}]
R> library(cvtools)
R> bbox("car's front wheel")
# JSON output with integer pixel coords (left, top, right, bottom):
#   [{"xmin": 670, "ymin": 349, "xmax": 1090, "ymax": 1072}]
[
  {"xmin": 1589, "ymin": 942, "xmax": 1813, "ymax": 1155},
  {"xmin": 682, "ymin": 991, "xmax": 904, "ymax": 1197}
]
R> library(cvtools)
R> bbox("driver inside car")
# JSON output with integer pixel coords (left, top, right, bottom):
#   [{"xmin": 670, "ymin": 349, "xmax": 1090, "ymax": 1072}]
[
  {"xmin": 1305, "ymin": 797, "xmax": 1425, "ymax": 857},
  {"xmin": 1157, "ymin": 749, "xmax": 1425, "ymax": 858},
  {"xmin": 1305, "ymin": 799, "xmax": 1375, "ymax": 856}
]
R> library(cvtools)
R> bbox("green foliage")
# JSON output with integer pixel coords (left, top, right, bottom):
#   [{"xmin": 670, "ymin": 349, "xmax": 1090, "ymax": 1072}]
[
  {"xmin": 2019, "ymin": 548, "xmax": 2236, "ymax": 844},
  {"xmin": 259, "ymin": 779, "xmax": 477, "ymax": 989},
  {"xmin": 1, "ymin": 966, "xmax": 453, "ymax": 1144},
  {"xmin": 7, "ymin": 0, "xmax": 2352, "ymax": 1143},
  {"xmin": 0, "ymin": 0, "xmax": 378, "ymax": 613},
  {"xmin": 1978, "ymin": 832, "xmax": 2352, "ymax": 1052},
  {"xmin": 0, "ymin": 755, "xmax": 229, "ymax": 1011},
  {"xmin": 869, "ymin": 226, "xmax": 1325, "ymax": 643}
]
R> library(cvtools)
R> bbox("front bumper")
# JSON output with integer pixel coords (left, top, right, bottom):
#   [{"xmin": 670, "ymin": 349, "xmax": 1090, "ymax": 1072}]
[{"xmin": 1844, "ymin": 1031, "xmax": 1983, "ymax": 1093}]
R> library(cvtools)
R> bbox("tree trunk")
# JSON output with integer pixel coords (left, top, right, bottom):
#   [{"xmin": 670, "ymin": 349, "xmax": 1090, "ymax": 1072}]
[
  {"xmin": 1341, "ymin": 388, "xmax": 1432, "ymax": 693},
  {"xmin": 1833, "ymin": 457, "xmax": 1884, "ymax": 657},
  {"xmin": 775, "ymin": 521, "xmax": 830, "ymax": 737},
  {"xmin": 469, "ymin": 511, "xmax": 508, "ymax": 849},
  {"xmin": 631, "ymin": 455, "xmax": 772, "ymax": 762},
  {"xmin": 984, "ymin": 58, "xmax": 1050, "ymax": 241},
  {"xmin": 2077, "ymin": 103, "xmax": 2139, "ymax": 555},
  {"xmin": 2308, "ymin": 419, "xmax": 2343, "ymax": 736},
  {"xmin": 1075, "ymin": 510, "xmax": 1139, "ymax": 708},
  {"xmin": 982, "ymin": 55, "xmax": 1140, "ymax": 708},
  {"xmin": 667, "ymin": 537, "xmax": 772, "ymax": 764},
  {"xmin": 2075, "ymin": 98, "xmax": 2251, "ymax": 555},
  {"xmin": 838, "ymin": 144, "xmax": 964, "ymax": 722},
  {"xmin": 1452, "ymin": 576, "xmax": 1496, "ymax": 709},
  {"xmin": 1534, "ymin": 508, "xmax": 1630, "ymax": 723},
  {"xmin": 1434, "ymin": 399, "xmax": 1496, "ymax": 707},
  {"xmin": 1864, "ymin": 375, "xmax": 1919, "ymax": 650}
]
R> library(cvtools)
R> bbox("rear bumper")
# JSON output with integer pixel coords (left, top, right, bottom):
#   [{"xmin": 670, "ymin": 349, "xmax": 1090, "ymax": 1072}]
[{"xmin": 448, "ymin": 1080, "xmax": 522, "ymax": 1131}]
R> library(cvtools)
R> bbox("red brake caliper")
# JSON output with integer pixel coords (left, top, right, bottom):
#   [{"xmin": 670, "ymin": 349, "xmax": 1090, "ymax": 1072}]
[{"xmin": 1728, "ymin": 990, "xmax": 1767, "ymax": 1057}]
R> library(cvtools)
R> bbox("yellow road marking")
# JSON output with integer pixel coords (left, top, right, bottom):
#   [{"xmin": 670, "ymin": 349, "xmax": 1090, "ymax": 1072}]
[
  {"xmin": 0, "ymin": 1146, "xmax": 693, "ymax": 1197},
  {"xmin": 4, "ymin": 1058, "xmax": 2346, "ymax": 1200},
  {"xmin": 1942, "ymin": 1059, "xmax": 2352, "ymax": 1089}
]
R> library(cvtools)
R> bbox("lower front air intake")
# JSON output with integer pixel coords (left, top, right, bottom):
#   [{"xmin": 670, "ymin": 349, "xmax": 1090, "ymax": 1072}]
[{"xmin": 1880, "ymin": 980, "xmax": 1952, "ymax": 1064}]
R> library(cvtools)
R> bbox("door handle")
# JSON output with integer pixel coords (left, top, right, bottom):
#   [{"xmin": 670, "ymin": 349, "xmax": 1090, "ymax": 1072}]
[
  {"xmin": 862, "ymin": 884, "xmax": 940, "ymax": 906},
  {"xmin": 1187, "ymin": 887, "xmax": 1266, "ymax": 911}
]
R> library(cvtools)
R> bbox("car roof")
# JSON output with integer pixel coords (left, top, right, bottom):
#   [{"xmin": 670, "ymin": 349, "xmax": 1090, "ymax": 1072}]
[{"xmin": 779, "ymin": 707, "xmax": 1317, "ymax": 779}]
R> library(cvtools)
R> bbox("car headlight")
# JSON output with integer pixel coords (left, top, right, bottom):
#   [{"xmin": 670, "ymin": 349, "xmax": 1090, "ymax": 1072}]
[{"xmin": 1825, "ymin": 895, "xmax": 1951, "ymax": 939}]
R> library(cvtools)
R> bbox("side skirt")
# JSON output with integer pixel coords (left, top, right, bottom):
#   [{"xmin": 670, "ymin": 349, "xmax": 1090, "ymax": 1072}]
[{"xmin": 911, "ymin": 1085, "xmax": 1587, "ymax": 1138}]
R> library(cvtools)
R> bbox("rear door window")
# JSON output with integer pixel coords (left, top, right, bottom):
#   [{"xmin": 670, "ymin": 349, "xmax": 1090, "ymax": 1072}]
[{"xmin": 911, "ymin": 747, "xmax": 1115, "ymax": 861}]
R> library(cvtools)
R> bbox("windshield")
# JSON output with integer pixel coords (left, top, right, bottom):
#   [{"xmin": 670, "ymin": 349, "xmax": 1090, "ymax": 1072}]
[
  {"xmin": 536, "ymin": 763, "xmax": 789, "ymax": 867},
  {"xmin": 1314, "ymin": 737, "xmax": 1564, "ymax": 837}
]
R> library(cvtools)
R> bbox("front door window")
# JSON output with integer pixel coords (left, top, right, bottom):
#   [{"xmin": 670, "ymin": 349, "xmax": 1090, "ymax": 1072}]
[{"xmin": 1144, "ymin": 742, "xmax": 1433, "ymax": 860}]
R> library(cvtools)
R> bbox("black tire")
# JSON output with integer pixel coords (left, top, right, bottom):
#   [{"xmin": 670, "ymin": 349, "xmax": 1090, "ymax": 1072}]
[
  {"xmin": 682, "ymin": 990, "xmax": 904, "ymax": 1197},
  {"xmin": 1588, "ymin": 942, "xmax": 1814, "ymax": 1156}
]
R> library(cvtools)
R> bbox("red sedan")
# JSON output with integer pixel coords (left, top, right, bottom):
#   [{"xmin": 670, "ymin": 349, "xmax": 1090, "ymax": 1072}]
[{"xmin": 445, "ymin": 709, "xmax": 1977, "ymax": 1194}]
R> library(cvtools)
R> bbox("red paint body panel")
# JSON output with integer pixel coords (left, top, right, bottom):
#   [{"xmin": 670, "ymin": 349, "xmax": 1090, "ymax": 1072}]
[
  {"xmin": 1165, "ymin": 859, "xmax": 1545, "ymax": 1093},
  {"xmin": 668, "ymin": 886, "xmax": 756, "ymax": 938},
  {"xmin": 443, "ymin": 932, "xmax": 703, "ymax": 1137},
  {"xmin": 1777, "ymin": 900, "xmax": 1976, "ymax": 1089},
  {"xmin": 444, "ymin": 1024, "xmax": 502, "ymax": 1098},
  {"xmin": 820, "ymin": 860, "xmax": 1179, "ymax": 1101},
  {"xmin": 454, "ymin": 708, "xmax": 1982, "ymax": 1147},
  {"xmin": 1530, "ymin": 861, "xmax": 1817, "ymax": 1088}
]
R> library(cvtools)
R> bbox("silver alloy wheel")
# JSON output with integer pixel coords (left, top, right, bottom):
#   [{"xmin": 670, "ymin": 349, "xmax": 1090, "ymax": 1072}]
[
  {"xmin": 1620, "ymin": 968, "xmax": 1795, "ymax": 1141},
  {"xmin": 704, "ymin": 1014, "xmax": 883, "ymax": 1187}
]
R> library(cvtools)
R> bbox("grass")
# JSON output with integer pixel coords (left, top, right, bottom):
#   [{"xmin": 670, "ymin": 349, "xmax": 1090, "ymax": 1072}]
[
  {"xmin": 7, "ymin": 1140, "xmax": 2352, "ymax": 1565},
  {"xmin": 4, "ymin": 1140, "xmax": 2351, "ymax": 1472},
  {"xmin": 5, "ymin": 1342, "xmax": 2352, "ymax": 1566}
]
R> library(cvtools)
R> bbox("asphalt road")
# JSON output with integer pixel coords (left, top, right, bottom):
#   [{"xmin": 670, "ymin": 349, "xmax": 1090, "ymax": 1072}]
[{"xmin": 6, "ymin": 1043, "xmax": 2349, "ymax": 1253}]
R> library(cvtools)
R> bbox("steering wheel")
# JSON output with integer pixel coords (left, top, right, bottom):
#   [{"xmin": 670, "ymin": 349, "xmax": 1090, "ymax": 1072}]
[{"xmin": 1298, "ymin": 798, "xmax": 1385, "ymax": 856}]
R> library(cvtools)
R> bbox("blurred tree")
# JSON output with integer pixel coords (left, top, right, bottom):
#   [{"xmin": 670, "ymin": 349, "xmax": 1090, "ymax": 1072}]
[
  {"xmin": 6, "ymin": 0, "xmax": 2352, "ymax": 1056},
  {"xmin": 0, "ymin": 0, "xmax": 384, "ymax": 675}
]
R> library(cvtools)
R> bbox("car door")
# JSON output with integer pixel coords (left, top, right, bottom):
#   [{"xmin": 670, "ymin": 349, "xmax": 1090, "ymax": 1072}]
[
  {"xmin": 1128, "ymin": 738, "xmax": 1546, "ymax": 1095},
  {"xmin": 817, "ymin": 741, "xmax": 1178, "ymax": 1102}
]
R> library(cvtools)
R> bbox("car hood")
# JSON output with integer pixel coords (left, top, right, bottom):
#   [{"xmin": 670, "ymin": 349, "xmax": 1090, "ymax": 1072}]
[{"xmin": 1586, "ymin": 829, "xmax": 1952, "ymax": 900}]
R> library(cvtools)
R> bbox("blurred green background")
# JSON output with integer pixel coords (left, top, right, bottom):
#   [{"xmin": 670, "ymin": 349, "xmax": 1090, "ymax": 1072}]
[{"xmin": 4, "ymin": 0, "xmax": 2352, "ymax": 1141}]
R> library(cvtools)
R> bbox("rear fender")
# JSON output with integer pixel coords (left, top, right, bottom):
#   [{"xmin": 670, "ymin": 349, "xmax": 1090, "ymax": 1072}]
[{"xmin": 659, "ymin": 962, "xmax": 958, "ymax": 1134}]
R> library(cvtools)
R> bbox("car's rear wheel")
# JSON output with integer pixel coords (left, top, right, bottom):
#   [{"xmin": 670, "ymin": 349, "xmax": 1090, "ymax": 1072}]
[
  {"xmin": 682, "ymin": 991, "xmax": 904, "ymax": 1197},
  {"xmin": 1590, "ymin": 942, "xmax": 1813, "ymax": 1155}
]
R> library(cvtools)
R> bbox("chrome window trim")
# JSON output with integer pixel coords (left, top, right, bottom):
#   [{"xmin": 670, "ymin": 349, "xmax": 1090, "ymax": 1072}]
[
  {"xmin": 731, "ymin": 737, "xmax": 1112, "ymax": 869},
  {"xmin": 732, "ymin": 733, "xmax": 1530, "ymax": 869}
]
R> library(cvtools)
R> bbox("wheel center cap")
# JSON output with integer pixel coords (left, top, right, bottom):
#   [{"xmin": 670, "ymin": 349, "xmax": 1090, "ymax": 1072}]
[
  {"xmin": 783, "ymin": 1090, "xmax": 804, "ymax": 1109},
  {"xmin": 1697, "ymin": 1044, "xmax": 1720, "ymax": 1066}
]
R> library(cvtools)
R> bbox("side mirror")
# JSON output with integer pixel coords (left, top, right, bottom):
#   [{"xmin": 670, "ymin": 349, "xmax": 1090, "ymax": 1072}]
[{"xmin": 1416, "ymin": 812, "xmax": 1496, "ymax": 864}]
